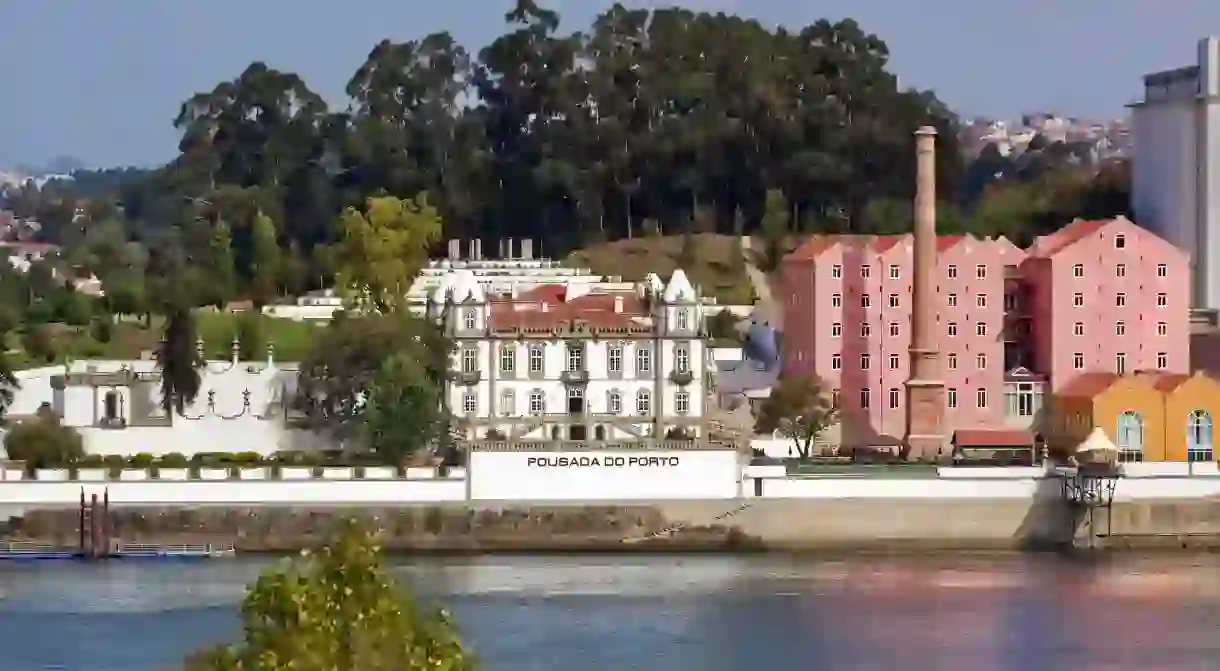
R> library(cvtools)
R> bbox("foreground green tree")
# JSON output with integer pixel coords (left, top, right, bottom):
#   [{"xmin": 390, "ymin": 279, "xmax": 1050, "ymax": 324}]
[
  {"xmin": 755, "ymin": 374, "xmax": 839, "ymax": 460},
  {"xmin": 156, "ymin": 308, "xmax": 203, "ymax": 415},
  {"xmin": 186, "ymin": 521, "xmax": 475, "ymax": 671}
]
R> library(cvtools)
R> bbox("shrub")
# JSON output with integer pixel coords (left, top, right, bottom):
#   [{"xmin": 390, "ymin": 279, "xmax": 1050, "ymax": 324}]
[
  {"xmin": 158, "ymin": 452, "xmax": 189, "ymax": 468},
  {"xmin": 127, "ymin": 453, "xmax": 156, "ymax": 468},
  {"xmin": 4, "ymin": 411, "xmax": 84, "ymax": 469}
]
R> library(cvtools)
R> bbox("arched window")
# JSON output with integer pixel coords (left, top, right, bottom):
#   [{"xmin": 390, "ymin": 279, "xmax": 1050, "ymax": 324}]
[
  {"xmin": 1187, "ymin": 410, "xmax": 1214, "ymax": 462},
  {"xmin": 1116, "ymin": 411, "xmax": 1144, "ymax": 462}
]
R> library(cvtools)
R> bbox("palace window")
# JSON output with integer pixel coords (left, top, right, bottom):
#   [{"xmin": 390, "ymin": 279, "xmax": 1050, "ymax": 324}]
[
  {"xmin": 636, "ymin": 389, "xmax": 652, "ymax": 415},
  {"xmin": 500, "ymin": 345, "xmax": 516, "ymax": 374},
  {"xmin": 528, "ymin": 344, "xmax": 544, "ymax": 373},
  {"xmin": 675, "ymin": 391, "xmax": 690, "ymax": 414},
  {"xmin": 529, "ymin": 391, "xmax": 545, "ymax": 416},
  {"xmin": 677, "ymin": 309, "xmax": 690, "ymax": 330},
  {"xmin": 500, "ymin": 390, "xmax": 515, "ymax": 416},
  {"xmin": 636, "ymin": 346, "xmax": 653, "ymax": 374},
  {"xmin": 567, "ymin": 346, "xmax": 584, "ymax": 372},
  {"xmin": 675, "ymin": 345, "xmax": 690, "ymax": 374},
  {"xmin": 461, "ymin": 348, "xmax": 477, "ymax": 373},
  {"xmin": 463, "ymin": 309, "xmax": 476, "ymax": 330},
  {"xmin": 608, "ymin": 344, "xmax": 623, "ymax": 373},
  {"xmin": 608, "ymin": 390, "xmax": 622, "ymax": 414},
  {"xmin": 462, "ymin": 392, "xmax": 476, "ymax": 415}
]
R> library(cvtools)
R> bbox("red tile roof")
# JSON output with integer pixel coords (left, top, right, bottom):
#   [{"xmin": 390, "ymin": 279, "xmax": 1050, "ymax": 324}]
[
  {"xmin": 953, "ymin": 429, "xmax": 1033, "ymax": 447},
  {"xmin": 784, "ymin": 233, "xmax": 972, "ymax": 262},
  {"xmin": 1058, "ymin": 372, "xmax": 1121, "ymax": 398},
  {"xmin": 488, "ymin": 291, "xmax": 647, "ymax": 331},
  {"xmin": 1027, "ymin": 219, "xmax": 1112, "ymax": 258}
]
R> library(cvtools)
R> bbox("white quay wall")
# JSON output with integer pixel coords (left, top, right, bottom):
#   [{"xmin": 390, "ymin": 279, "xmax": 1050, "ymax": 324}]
[{"xmin": 0, "ymin": 464, "xmax": 1214, "ymax": 506}]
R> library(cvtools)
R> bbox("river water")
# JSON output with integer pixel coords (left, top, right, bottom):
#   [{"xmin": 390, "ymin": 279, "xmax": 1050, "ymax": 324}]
[{"xmin": 0, "ymin": 553, "xmax": 1219, "ymax": 670}]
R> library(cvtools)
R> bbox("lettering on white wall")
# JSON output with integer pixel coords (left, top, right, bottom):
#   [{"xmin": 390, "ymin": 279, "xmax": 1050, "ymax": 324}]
[{"xmin": 525, "ymin": 456, "xmax": 681, "ymax": 468}]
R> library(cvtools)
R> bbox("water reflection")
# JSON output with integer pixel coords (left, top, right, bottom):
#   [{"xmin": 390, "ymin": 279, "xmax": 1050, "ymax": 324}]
[{"xmin": 0, "ymin": 554, "xmax": 1218, "ymax": 670}]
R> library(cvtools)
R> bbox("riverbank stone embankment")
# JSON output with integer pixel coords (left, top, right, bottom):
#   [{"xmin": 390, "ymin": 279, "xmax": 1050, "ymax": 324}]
[{"xmin": 5, "ymin": 505, "xmax": 760, "ymax": 553}]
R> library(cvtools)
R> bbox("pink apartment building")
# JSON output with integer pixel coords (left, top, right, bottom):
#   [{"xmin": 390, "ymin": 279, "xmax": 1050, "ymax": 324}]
[
  {"xmin": 1017, "ymin": 217, "xmax": 1190, "ymax": 392},
  {"xmin": 781, "ymin": 233, "xmax": 1010, "ymax": 446},
  {"xmin": 779, "ymin": 217, "xmax": 1190, "ymax": 449}
]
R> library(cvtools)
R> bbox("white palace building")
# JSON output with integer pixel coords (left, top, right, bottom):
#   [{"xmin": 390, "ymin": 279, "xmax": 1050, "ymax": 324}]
[{"xmin": 431, "ymin": 268, "xmax": 711, "ymax": 442}]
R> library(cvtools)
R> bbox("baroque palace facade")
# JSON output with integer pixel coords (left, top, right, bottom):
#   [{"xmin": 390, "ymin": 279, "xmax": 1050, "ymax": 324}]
[{"xmin": 429, "ymin": 268, "xmax": 711, "ymax": 442}]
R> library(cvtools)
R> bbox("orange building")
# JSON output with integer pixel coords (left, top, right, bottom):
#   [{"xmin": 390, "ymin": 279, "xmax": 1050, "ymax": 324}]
[{"xmin": 1050, "ymin": 371, "xmax": 1220, "ymax": 462}]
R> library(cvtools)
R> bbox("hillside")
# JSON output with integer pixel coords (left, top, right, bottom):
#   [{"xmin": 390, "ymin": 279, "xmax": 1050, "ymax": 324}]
[{"xmin": 564, "ymin": 234, "xmax": 756, "ymax": 304}]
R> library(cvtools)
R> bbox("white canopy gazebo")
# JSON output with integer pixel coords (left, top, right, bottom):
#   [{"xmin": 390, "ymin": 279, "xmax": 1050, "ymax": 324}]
[{"xmin": 1075, "ymin": 427, "xmax": 1119, "ymax": 466}]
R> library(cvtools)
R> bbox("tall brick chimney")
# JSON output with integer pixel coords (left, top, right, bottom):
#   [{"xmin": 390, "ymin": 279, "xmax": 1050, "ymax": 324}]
[{"xmin": 903, "ymin": 126, "xmax": 946, "ymax": 461}]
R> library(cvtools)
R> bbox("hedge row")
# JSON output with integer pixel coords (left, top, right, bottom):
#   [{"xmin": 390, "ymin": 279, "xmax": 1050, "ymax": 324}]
[{"xmin": 30, "ymin": 450, "xmax": 396, "ymax": 471}]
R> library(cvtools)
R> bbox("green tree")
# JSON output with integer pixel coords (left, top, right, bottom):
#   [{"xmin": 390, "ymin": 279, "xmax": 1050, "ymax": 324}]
[
  {"xmin": 186, "ymin": 521, "xmax": 474, "ymax": 670},
  {"xmin": 755, "ymin": 374, "xmax": 839, "ymax": 460},
  {"xmin": 155, "ymin": 308, "xmax": 203, "ymax": 415},
  {"xmin": 21, "ymin": 324, "xmax": 58, "ymax": 364},
  {"xmin": 294, "ymin": 310, "xmax": 450, "ymax": 460},
  {"xmin": 4, "ymin": 406, "xmax": 84, "ymax": 468},
  {"xmin": 209, "ymin": 216, "xmax": 237, "ymax": 309},
  {"xmin": 757, "ymin": 189, "xmax": 790, "ymax": 272},
  {"xmin": 250, "ymin": 211, "xmax": 281, "ymax": 310},
  {"xmin": 0, "ymin": 317, "xmax": 17, "ymax": 420},
  {"xmin": 335, "ymin": 194, "xmax": 442, "ymax": 313}
]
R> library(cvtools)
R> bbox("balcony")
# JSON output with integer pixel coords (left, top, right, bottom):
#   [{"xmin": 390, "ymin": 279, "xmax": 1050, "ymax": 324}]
[
  {"xmin": 454, "ymin": 370, "xmax": 482, "ymax": 385},
  {"xmin": 560, "ymin": 369, "xmax": 589, "ymax": 385},
  {"xmin": 669, "ymin": 369, "xmax": 694, "ymax": 386}
]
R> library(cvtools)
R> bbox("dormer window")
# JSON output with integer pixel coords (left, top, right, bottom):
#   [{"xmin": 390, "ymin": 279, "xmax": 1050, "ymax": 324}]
[
  {"xmin": 676, "ymin": 309, "xmax": 689, "ymax": 330},
  {"xmin": 463, "ymin": 309, "xmax": 476, "ymax": 330},
  {"xmin": 1114, "ymin": 234, "xmax": 1126, "ymax": 249}
]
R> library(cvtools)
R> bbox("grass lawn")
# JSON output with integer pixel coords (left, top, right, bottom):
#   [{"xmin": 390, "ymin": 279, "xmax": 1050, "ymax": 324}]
[
  {"xmin": 8, "ymin": 311, "xmax": 322, "ymax": 369},
  {"xmin": 564, "ymin": 234, "xmax": 756, "ymax": 304}
]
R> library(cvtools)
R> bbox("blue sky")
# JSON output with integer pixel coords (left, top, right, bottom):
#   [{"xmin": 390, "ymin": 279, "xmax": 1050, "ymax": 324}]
[{"xmin": 2, "ymin": 0, "xmax": 1219, "ymax": 169}]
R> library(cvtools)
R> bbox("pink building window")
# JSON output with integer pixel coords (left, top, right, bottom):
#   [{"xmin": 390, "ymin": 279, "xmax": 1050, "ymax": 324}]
[
  {"xmin": 948, "ymin": 353, "xmax": 958, "ymax": 369},
  {"xmin": 860, "ymin": 388, "xmax": 870, "ymax": 409},
  {"xmin": 948, "ymin": 293, "xmax": 958, "ymax": 307},
  {"xmin": 976, "ymin": 353, "xmax": 987, "ymax": 369},
  {"xmin": 831, "ymin": 354, "xmax": 841, "ymax": 370},
  {"xmin": 976, "ymin": 264, "xmax": 986, "ymax": 279},
  {"xmin": 860, "ymin": 322, "xmax": 871, "ymax": 337},
  {"xmin": 976, "ymin": 388, "xmax": 988, "ymax": 408},
  {"xmin": 860, "ymin": 354, "xmax": 871, "ymax": 370},
  {"xmin": 1116, "ymin": 293, "xmax": 1127, "ymax": 307},
  {"xmin": 861, "ymin": 294, "xmax": 871, "ymax": 308},
  {"xmin": 948, "ymin": 322, "xmax": 958, "ymax": 337},
  {"xmin": 1116, "ymin": 263, "xmax": 1126, "ymax": 277},
  {"xmin": 1157, "ymin": 293, "xmax": 1167, "ymax": 306},
  {"xmin": 948, "ymin": 388, "xmax": 958, "ymax": 408},
  {"xmin": 831, "ymin": 264, "xmax": 842, "ymax": 279},
  {"xmin": 1157, "ymin": 264, "xmax": 1167, "ymax": 277},
  {"xmin": 832, "ymin": 322, "xmax": 842, "ymax": 337},
  {"xmin": 1073, "ymin": 293, "xmax": 1084, "ymax": 307},
  {"xmin": 888, "ymin": 322, "xmax": 899, "ymax": 337},
  {"xmin": 977, "ymin": 294, "xmax": 987, "ymax": 308},
  {"xmin": 948, "ymin": 265, "xmax": 958, "ymax": 279},
  {"xmin": 1115, "ymin": 234, "xmax": 1126, "ymax": 248},
  {"xmin": 1073, "ymin": 322, "xmax": 1084, "ymax": 336},
  {"xmin": 1157, "ymin": 322, "xmax": 1167, "ymax": 336},
  {"xmin": 888, "ymin": 264, "xmax": 900, "ymax": 280},
  {"xmin": 861, "ymin": 265, "xmax": 871, "ymax": 279},
  {"xmin": 1116, "ymin": 353, "xmax": 1127, "ymax": 375},
  {"xmin": 1157, "ymin": 352, "xmax": 1167, "ymax": 368},
  {"xmin": 889, "ymin": 354, "xmax": 899, "ymax": 369},
  {"xmin": 1073, "ymin": 264, "xmax": 1084, "ymax": 278},
  {"xmin": 976, "ymin": 322, "xmax": 988, "ymax": 337},
  {"xmin": 888, "ymin": 388, "xmax": 900, "ymax": 408},
  {"xmin": 831, "ymin": 293, "xmax": 841, "ymax": 307},
  {"xmin": 1116, "ymin": 321, "xmax": 1125, "ymax": 336},
  {"xmin": 1073, "ymin": 353, "xmax": 1084, "ymax": 369},
  {"xmin": 888, "ymin": 294, "xmax": 899, "ymax": 308}
]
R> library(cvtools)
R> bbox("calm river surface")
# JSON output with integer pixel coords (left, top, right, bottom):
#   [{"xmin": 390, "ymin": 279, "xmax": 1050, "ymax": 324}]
[{"xmin": 0, "ymin": 553, "xmax": 1219, "ymax": 670}]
